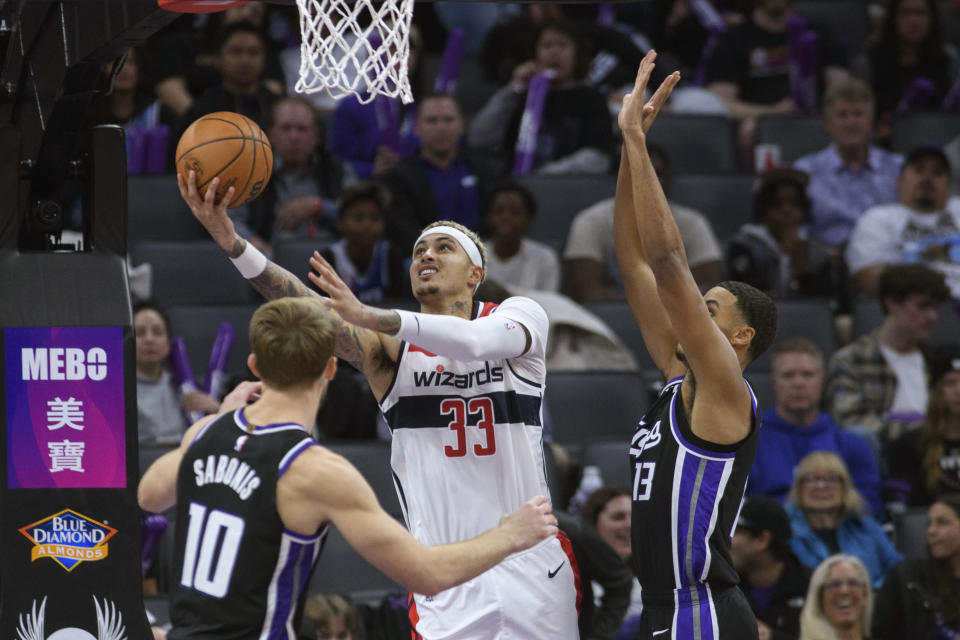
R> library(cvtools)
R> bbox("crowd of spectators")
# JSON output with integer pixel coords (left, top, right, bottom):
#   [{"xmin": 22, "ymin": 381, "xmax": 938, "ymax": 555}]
[{"xmin": 126, "ymin": 1, "xmax": 960, "ymax": 638}]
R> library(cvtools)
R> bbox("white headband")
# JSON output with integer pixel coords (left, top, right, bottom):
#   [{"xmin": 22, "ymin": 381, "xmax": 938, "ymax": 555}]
[{"xmin": 414, "ymin": 226, "xmax": 483, "ymax": 268}]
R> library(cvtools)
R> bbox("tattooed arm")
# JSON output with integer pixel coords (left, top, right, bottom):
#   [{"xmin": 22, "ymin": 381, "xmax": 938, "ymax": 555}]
[{"xmin": 177, "ymin": 171, "xmax": 401, "ymax": 399}]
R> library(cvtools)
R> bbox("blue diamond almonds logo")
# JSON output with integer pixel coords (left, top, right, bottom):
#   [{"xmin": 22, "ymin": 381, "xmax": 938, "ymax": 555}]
[{"xmin": 19, "ymin": 509, "xmax": 118, "ymax": 571}]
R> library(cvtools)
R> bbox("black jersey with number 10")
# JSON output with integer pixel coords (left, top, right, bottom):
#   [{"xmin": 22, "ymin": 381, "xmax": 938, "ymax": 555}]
[{"xmin": 169, "ymin": 410, "xmax": 326, "ymax": 640}]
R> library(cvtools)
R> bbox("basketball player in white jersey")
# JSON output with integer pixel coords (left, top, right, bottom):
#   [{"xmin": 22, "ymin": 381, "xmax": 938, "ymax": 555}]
[
  {"xmin": 614, "ymin": 53, "xmax": 778, "ymax": 639},
  {"xmin": 138, "ymin": 297, "xmax": 559, "ymax": 640},
  {"xmin": 179, "ymin": 174, "xmax": 580, "ymax": 639}
]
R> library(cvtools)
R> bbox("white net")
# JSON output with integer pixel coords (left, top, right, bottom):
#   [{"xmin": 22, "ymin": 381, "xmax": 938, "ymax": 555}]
[{"xmin": 294, "ymin": 0, "xmax": 415, "ymax": 104}]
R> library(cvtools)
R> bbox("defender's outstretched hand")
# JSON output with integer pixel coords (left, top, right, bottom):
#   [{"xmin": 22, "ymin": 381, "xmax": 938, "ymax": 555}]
[
  {"xmin": 618, "ymin": 50, "xmax": 681, "ymax": 139},
  {"xmin": 498, "ymin": 495, "xmax": 559, "ymax": 553},
  {"xmin": 177, "ymin": 170, "xmax": 238, "ymax": 252}
]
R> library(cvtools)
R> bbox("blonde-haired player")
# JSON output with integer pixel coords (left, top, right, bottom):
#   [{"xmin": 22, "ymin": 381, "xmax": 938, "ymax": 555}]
[
  {"xmin": 180, "ymin": 169, "xmax": 580, "ymax": 639},
  {"xmin": 139, "ymin": 297, "xmax": 558, "ymax": 639}
]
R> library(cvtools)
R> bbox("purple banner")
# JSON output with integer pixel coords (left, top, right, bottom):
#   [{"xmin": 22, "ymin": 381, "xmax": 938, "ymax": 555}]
[
  {"xmin": 5, "ymin": 327, "xmax": 126, "ymax": 489},
  {"xmin": 512, "ymin": 72, "xmax": 553, "ymax": 175},
  {"xmin": 434, "ymin": 28, "xmax": 465, "ymax": 94},
  {"xmin": 374, "ymin": 95, "xmax": 401, "ymax": 153},
  {"xmin": 203, "ymin": 322, "xmax": 234, "ymax": 397},
  {"xmin": 687, "ymin": 0, "xmax": 726, "ymax": 34}
]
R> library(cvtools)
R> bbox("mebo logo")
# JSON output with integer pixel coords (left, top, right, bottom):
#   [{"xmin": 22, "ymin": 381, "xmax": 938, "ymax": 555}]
[
  {"xmin": 19, "ymin": 509, "xmax": 118, "ymax": 571},
  {"xmin": 21, "ymin": 347, "xmax": 107, "ymax": 381}
]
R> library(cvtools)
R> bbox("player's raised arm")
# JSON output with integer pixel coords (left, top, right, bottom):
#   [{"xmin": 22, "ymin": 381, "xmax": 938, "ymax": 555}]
[
  {"xmin": 281, "ymin": 449, "xmax": 557, "ymax": 596},
  {"xmin": 614, "ymin": 147, "xmax": 681, "ymax": 379},
  {"xmin": 177, "ymin": 171, "xmax": 399, "ymax": 392},
  {"xmin": 310, "ymin": 251, "xmax": 546, "ymax": 363},
  {"xmin": 620, "ymin": 53, "xmax": 753, "ymax": 442}
]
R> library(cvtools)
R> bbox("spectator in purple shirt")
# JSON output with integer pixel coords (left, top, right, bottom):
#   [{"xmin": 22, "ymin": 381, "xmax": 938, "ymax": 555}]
[
  {"xmin": 793, "ymin": 79, "xmax": 903, "ymax": 249},
  {"xmin": 378, "ymin": 93, "xmax": 491, "ymax": 250}
]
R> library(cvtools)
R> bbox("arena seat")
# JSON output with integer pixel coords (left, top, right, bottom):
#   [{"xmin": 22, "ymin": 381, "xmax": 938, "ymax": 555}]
[
  {"xmin": 745, "ymin": 371, "xmax": 775, "ymax": 413},
  {"xmin": 132, "ymin": 242, "xmax": 255, "ymax": 306},
  {"xmin": 755, "ymin": 115, "xmax": 830, "ymax": 163},
  {"xmin": 128, "ymin": 175, "xmax": 208, "ymax": 243},
  {"xmin": 583, "ymin": 301, "xmax": 658, "ymax": 372},
  {"xmin": 517, "ymin": 174, "xmax": 617, "ymax": 253},
  {"xmin": 750, "ymin": 298, "xmax": 836, "ymax": 372},
  {"xmin": 324, "ymin": 442, "xmax": 403, "ymax": 518},
  {"xmin": 891, "ymin": 112, "xmax": 960, "ymax": 153},
  {"xmin": 645, "ymin": 115, "xmax": 739, "ymax": 174},
  {"xmin": 669, "ymin": 174, "xmax": 755, "ymax": 245},
  {"xmin": 794, "ymin": 1, "xmax": 869, "ymax": 56},
  {"xmin": 166, "ymin": 305, "xmax": 258, "ymax": 382},
  {"xmin": 545, "ymin": 371, "xmax": 646, "ymax": 445},
  {"xmin": 309, "ymin": 525, "xmax": 403, "ymax": 600},
  {"xmin": 273, "ymin": 238, "xmax": 332, "ymax": 282},
  {"xmin": 894, "ymin": 507, "xmax": 929, "ymax": 562},
  {"xmin": 581, "ymin": 439, "xmax": 630, "ymax": 489}
]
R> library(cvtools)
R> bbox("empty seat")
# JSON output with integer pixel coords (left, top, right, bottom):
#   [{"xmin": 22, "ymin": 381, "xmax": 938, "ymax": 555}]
[
  {"xmin": 546, "ymin": 371, "xmax": 646, "ymax": 445},
  {"xmin": 324, "ymin": 442, "xmax": 402, "ymax": 517},
  {"xmin": 584, "ymin": 301, "xmax": 657, "ymax": 372},
  {"xmin": 166, "ymin": 305, "xmax": 258, "ymax": 383},
  {"xmin": 755, "ymin": 115, "xmax": 831, "ymax": 163},
  {"xmin": 581, "ymin": 439, "xmax": 630, "ymax": 489},
  {"xmin": 894, "ymin": 507, "xmax": 929, "ymax": 562},
  {"xmin": 646, "ymin": 115, "xmax": 738, "ymax": 174},
  {"xmin": 273, "ymin": 238, "xmax": 332, "ymax": 282},
  {"xmin": 132, "ymin": 242, "xmax": 255, "ymax": 306},
  {"xmin": 309, "ymin": 525, "xmax": 402, "ymax": 598},
  {"xmin": 746, "ymin": 371, "xmax": 775, "ymax": 413},
  {"xmin": 752, "ymin": 299, "xmax": 836, "ymax": 371},
  {"xmin": 795, "ymin": 1, "xmax": 869, "ymax": 56},
  {"xmin": 517, "ymin": 174, "xmax": 616, "ymax": 252},
  {"xmin": 891, "ymin": 112, "xmax": 960, "ymax": 153},
  {"xmin": 670, "ymin": 174, "xmax": 755, "ymax": 244},
  {"xmin": 851, "ymin": 298, "xmax": 884, "ymax": 340},
  {"xmin": 128, "ymin": 175, "xmax": 208, "ymax": 243}
]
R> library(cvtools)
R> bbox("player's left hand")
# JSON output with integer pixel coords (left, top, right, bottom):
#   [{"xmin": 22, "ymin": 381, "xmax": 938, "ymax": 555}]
[
  {"xmin": 619, "ymin": 50, "xmax": 680, "ymax": 139},
  {"xmin": 498, "ymin": 495, "xmax": 558, "ymax": 552},
  {"xmin": 308, "ymin": 251, "xmax": 368, "ymax": 326},
  {"xmin": 181, "ymin": 391, "xmax": 221, "ymax": 415},
  {"xmin": 218, "ymin": 381, "xmax": 263, "ymax": 415}
]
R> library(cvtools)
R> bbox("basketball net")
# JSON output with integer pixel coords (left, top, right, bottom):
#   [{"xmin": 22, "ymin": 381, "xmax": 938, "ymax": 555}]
[{"xmin": 294, "ymin": 0, "xmax": 415, "ymax": 104}]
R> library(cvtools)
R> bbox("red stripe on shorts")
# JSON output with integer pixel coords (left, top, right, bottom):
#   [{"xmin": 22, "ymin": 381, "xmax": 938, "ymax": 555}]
[
  {"xmin": 407, "ymin": 592, "xmax": 423, "ymax": 640},
  {"xmin": 557, "ymin": 530, "xmax": 583, "ymax": 618}
]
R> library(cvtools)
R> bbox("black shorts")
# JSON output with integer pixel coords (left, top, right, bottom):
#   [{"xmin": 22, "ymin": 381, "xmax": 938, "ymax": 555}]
[{"xmin": 633, "ymin": 584, "xmax": 758, "ymax": 640}]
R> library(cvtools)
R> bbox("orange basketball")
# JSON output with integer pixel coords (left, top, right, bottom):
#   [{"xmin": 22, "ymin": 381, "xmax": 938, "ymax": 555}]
[{"xmin": 175, "ymin": 111, "xmax": 273, "ymax": 208}]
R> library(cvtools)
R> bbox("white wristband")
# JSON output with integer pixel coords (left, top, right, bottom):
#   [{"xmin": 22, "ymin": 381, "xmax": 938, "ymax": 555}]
[
  {"xmin": 229, "ymin": 242, "xmax": 267, "ymax": 279},
  {"xmin": 394, "ymin": 309, "xmax": 419, "ymax": 340}
]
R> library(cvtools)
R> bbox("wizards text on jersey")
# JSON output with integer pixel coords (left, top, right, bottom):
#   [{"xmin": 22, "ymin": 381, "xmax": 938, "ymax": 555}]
[{"xmin": 413, "ymin": 361, "xmax": 504, "ymax": 389}]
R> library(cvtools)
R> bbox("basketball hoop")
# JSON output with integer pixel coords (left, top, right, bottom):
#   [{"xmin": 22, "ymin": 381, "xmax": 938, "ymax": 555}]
[{"xmin": 294, "ymin": 0, "xmax": 415, "ymax": 104}]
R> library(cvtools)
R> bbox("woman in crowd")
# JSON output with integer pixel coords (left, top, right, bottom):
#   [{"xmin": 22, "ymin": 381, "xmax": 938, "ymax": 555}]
[
  {"xmin": 866, "ymin": 0, "xmax": 959, "ymax": 135},
  {"xmin": 886, "ymin": 345, "xmax": 960, "ymax": 507},
  {"xmin": 788, "ymin": 452, "xmax": 902, "ymax": 587},
  {"xmin": 799, "ymin": 554, "xmax": 873, "ymax": 640},
  {"xmin": 581, "ymin": 487, "xmax": 640, "ymax": 639},
  {"xmin": 134, "ymin": 301, "xmax": 219, "ymax": 443},
  {"xmin": 872, "ymin": 494, "xmax": 960, "ymax": 640},
  {"xmin": 468, "ymin": 18, "xmax": 615, "ymax": 175}
]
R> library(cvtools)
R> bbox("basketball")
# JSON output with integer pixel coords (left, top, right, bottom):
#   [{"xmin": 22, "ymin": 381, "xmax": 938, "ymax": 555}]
[{"xmin": 175, "ymin": 111, "xmax": 273, "ymax": 208}]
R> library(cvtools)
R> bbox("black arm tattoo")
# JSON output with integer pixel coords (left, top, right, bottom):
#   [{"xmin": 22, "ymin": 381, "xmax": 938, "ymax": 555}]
[
  {"xmin": 248, "ymin": 261, "xmax": 321, "ymax": 301},
  {"xmin": 228, "ymin": 238, "xmax": 246, "ymax": 259},
  {"xmin": 366, "ymin": 308, "xmax": 402, "ymax": 336}
]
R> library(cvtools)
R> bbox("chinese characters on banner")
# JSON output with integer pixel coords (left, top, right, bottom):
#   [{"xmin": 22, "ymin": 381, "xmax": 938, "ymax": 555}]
[{"xmin": 5, "ymin": 327, "xmax": 126, "ymax": 488}]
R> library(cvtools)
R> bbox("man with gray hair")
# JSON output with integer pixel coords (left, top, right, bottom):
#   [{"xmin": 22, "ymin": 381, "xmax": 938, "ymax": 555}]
[{"xmin": 793, "ymin": 78, "xmax": 903, "ymax": 248}]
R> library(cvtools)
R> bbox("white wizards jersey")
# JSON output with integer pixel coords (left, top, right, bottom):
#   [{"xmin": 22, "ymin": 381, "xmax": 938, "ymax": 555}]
[{"xmin": 379, "ymin": 297, "xmax": 551, "ymax": 547}]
